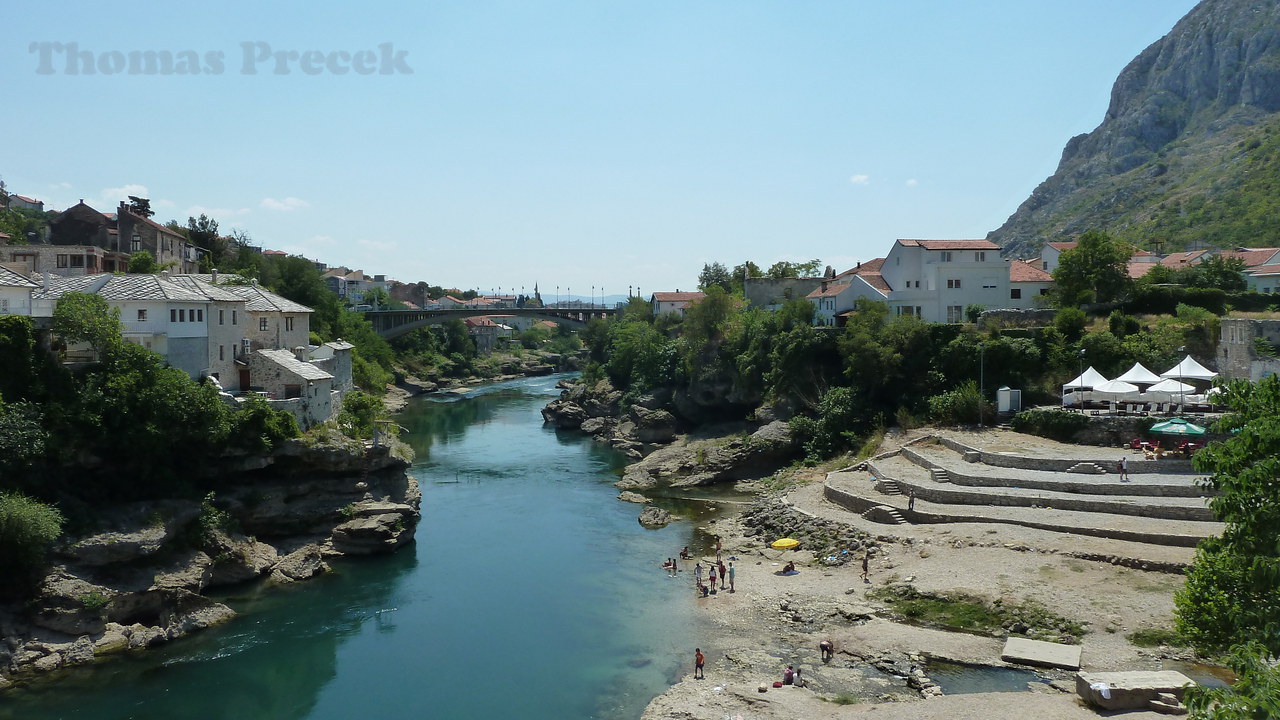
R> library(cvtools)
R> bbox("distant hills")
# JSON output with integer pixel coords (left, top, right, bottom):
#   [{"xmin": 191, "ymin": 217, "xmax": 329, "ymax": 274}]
[{"xmin": 990, "ymin": 0, "xmax": 1280, "ymax": 258}]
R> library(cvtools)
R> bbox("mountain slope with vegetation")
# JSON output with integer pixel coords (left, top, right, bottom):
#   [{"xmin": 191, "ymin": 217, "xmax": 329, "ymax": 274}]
[{"xmin": 991, "ymin": 0, "xmax": 1280, "ymax": 257}]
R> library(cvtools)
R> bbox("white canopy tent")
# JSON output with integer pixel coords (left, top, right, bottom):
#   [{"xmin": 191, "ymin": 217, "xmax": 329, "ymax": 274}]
[
  {"xmin": 1063, "ymin": 366, "xmax": 1109, "ymax": 392},
  {"xmin": 1147, "ymin": 378, "xmax": 1195, "ymax": 395},
  {"xmin": 1090, "ymin": 379, "xmax": 1141, "ymax": 400},
  {"xmin": 1115, "ymin": 362, "xmax": 1164, "ymax": 387},
  {"xmin": 1161, "ymin": 355, "xmax": 1218, "ymax": 382}
]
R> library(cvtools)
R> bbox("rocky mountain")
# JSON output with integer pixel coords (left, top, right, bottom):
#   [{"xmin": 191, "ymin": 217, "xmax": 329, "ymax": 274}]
[{"xmin": 990, "ymin": 0, "xmax": 1280, "ymax": 258}]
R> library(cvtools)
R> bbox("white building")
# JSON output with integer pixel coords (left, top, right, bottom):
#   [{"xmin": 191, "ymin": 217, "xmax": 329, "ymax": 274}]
[
  {"xmin": 1007, "ymin": 260, "xmax": 1053, "ymax": 308},
  {"xmin": 0, "ymin": 265, "xmax": 39, "ymax": 317},
  {"xmin": 879, "ymin": 240, "xmax": 1009, "ymax": 323},
  {"xmin": 650, "ymin": 291, "xmax": 704, "ymax": 318}
]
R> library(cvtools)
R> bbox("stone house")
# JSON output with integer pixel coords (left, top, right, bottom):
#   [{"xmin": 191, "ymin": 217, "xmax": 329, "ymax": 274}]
[
  {"xmin": 168, "ymin": 275, "xmax": 250, "ymax": 389},
  {"xmin": 246, "ymin": 348, "xmax": 335, "ymax": 429},
  {"xmin": 308, "ymin": 340, "xmax": 355, "ymax": 392},
  {"xmin": 114, "ymin": 202, "xmax": 202, "ymax": 274}
]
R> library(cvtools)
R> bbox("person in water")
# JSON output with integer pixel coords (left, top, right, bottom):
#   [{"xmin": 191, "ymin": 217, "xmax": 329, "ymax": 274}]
[{"xmin": 680, "ymin": 546, "xmax": 691, "ymax": 560}]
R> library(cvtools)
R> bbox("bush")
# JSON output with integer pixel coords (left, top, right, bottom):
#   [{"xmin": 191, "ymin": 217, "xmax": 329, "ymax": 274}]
[
  {"xmin": 229, "ymin": 396, "xmax": 300, "ymax": 452},
  {"xmin": 0, "ymin": 491, "xmax": 65, "ymax": 586},
  {"xmin": 1054, "ymin": 308, "xmax": 1087, "ymax": 341},
  {"xmin": 337, "ymin": 391, "xmax": 384, "ymax": 439},
  {"xmin": 1009, "ymin": 408, "xmax": 1090, "ymax": 442},
  {"xmin": 926, "ymin": 380, "xmax": 992, "ymax": 426}
]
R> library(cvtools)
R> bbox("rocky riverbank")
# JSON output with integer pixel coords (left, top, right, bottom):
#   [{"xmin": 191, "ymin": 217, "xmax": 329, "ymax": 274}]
[
  {"xmin": 0, "ymin": 432, "xmax": 421, "ymax": 691},
  {"xmin": 384, "ymin": 348, "xmax": 585, "ymax": 412}
]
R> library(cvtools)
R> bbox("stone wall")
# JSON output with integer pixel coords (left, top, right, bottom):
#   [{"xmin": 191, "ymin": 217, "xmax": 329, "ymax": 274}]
[
  {"xmin": 1218, "ymin": 318, "xmax": 1280, "ymax": 381},
  {"xmin": 977, "ymin": 308, "xmax": 1056, "ymax": 329},
  {"xmin": 930, "ymin": 435, "xmax": 1194, "ymax": 474},
  {"xmin": 743, "ymin": 277, "xmax": 824, "ymax": 308}
]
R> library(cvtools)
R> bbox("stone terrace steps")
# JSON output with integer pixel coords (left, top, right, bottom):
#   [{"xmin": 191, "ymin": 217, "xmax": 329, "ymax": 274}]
[
  {"xmin": 872, "ymin": 455, "xmax": 1214, "ymax": 523},
  {"xmin": 824, "ymin": 472, "xmax": 1220, "ymax": 547},
  {"xmin": 1066, "ymin": 462, "xmax": 1107, "ymax": 474},
  {"xmin": 903, "ymin": 444, "xmax": 1209, "ymax": 499}
]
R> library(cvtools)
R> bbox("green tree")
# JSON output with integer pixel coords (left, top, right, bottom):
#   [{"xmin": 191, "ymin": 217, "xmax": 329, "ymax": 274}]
[
  {"xmin": 127, "ymin": 250, "xmax": 160, "ymax": 274},
  {"xmin": 1174, "ymin": 376, "xmax": 1280, "ymax": 717},
  {"xmin": 1192, "ymin": 255, "xmax": 1248, "ymax": 292},
  {"xmin": 362, "ymin": 286, "xmax": 393, "ymax": 309},
  {"xmin": 0, "ymin": 491, "xmax": 64, "ymax": 590},
  {"xmin": 1051, "ymin": 230, "xmax": 1132, "ymax": 305},
  {"xmin": 698, "ymin": 262, "xmax": 733, "ymax": 293},
  {"xmin": 766, "ymin": 259, "xmax": 824, "ymax": 279},
  {"xmin": 730, "ymin": 260, "xmax": 763, "ymax": 295},
  {"xmin": 52, "ymin": 292, "xmax": 123, "ymax": 358}
]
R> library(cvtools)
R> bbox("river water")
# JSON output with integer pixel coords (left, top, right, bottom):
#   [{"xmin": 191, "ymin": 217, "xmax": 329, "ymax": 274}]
[{"xmin": 1, "ymin": 375, "xmax": 724, "ymax": 720}]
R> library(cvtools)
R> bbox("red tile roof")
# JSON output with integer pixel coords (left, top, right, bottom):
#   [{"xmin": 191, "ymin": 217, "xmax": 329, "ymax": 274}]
[
  {"xmin": 806, "ymin": 283, "xmax": 846, "ymax": 299},
  {"xmin": 1218, "ymin": 248, "xmax": 1280, "ymax": 269},
  {"xmin": 1009, "ymin": 260, "xmax": 1052, "ymax": 283},
  {"xmin": 1247, "ymin": 263, "xmax": 1280, "ymax": 276},
  {"xmin": 1160, "ymin": 250, "xmax": 1209, "ymax": 268},
  {"xmin": 652, "ymin": 291, "xmax": 705, "ymax": 302},
  {"xmin": 1047, "ymin": 242, "xmax": 1078, "ymax": 252},
  {"xmin": 1128, "ymin": 261, "xmax": 1158, "ymax": 279},
  {"xmin": 262, "ymin": 249, "xmax": 287, "ymax": 256},
  {"xmin": 897, "ymin": 239, "xmax": 1000, "ymax": 251},
  {"xmin": 858, "ymin": 274, "xmax": 891, "ymax": 294}
]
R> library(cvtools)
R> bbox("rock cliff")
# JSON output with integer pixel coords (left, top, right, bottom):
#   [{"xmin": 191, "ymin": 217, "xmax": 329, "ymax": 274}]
[
  {"xmin": 0, "ymin": 437, "xmax": 420, "ymax": 688},
  {"xmin": 991, "ymin": 0, "xmax": 1280, "ymax": 257}
]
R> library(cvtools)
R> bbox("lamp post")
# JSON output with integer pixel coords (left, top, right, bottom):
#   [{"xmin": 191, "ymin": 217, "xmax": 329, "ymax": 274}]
[
  {"xmin": 1078, "ymin": 348, "xmax": 1086, "ymax": 413},
  {"xmin": 979, "ymin": 341, "xmax": 985, "ymax": 428},
  {"xmin": 1177, "ymin": 346, "xmax": 1186, "ymax": 413}
]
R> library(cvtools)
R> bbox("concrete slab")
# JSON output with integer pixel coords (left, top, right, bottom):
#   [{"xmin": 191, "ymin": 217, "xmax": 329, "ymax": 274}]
[
  {"xmin": 1001, "ymin": 637, "xmax": 1083, "ymax": 670},
  {"xmin": 1075, "ymin": 670, "xmax": 1195, "ymax": 711}
]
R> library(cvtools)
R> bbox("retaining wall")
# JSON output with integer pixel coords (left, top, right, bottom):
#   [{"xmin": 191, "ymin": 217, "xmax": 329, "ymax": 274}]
[
  {"xmin": 898, "ymin": 446, "xmax": 1209, "ymax": 499},
  {"xmin": 927, "ymin": 436, "xmax": 1193, "ymax": 475}
]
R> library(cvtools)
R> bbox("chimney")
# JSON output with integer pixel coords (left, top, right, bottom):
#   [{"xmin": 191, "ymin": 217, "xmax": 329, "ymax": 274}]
[
  {"xmin": 211, "ymin": 268, "xmax": 219, "ymax": 284},
  {"xmin": 294, "ymin": 346, "xmax": 308, "ymax": 362}
]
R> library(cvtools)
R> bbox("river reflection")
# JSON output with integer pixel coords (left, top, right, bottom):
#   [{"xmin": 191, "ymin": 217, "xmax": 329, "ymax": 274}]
[{"xmin": 2, "ymin": 375, "xmax": 713, "ymax": 720}]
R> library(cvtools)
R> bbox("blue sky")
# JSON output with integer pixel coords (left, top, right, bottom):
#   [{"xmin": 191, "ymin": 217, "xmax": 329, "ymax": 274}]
[{"xmin": 5, "ymin": 1, "xmax": 1200, "ymax": 298}]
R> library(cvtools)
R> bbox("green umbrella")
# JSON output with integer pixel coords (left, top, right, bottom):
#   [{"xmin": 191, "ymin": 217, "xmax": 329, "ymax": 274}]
[{"xmin": 1149, "ymin": 418, "xmax": 1206, "ymax": 436}]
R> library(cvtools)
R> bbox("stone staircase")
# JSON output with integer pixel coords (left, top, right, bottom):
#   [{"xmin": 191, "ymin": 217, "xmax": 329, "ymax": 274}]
[
  {"xmin": 861, "ymin": 505, "xmax": 906, "ymax": 525},
  {"xmin": 877, "ymin": 478, "xmax": 903, "ymax": 496},
  {"xmin": 930, "ymin": 468, "xmax": 950, "ymax": 483},
  {"xmin": 1066, "ymin": 462, "xmax": 1108, "ymax": 474}
]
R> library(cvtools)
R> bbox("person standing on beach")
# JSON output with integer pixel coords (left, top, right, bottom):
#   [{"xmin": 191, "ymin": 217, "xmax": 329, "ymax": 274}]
[
  {"xmin": 908, "ymin": 490, "xmax": 916, "ymax": 511},
  {"xmin": 694, "ymin": 648, "xmax": 705, "ymax": 679},
  {"xmin": 708, "ymin": 564, "xmax": 717, "ymax": 592},
  {"xmin": 717, "ymin": 559, "xmax": 727, "ymax": 589},
  {"xmin": 1120, "ymin": 456, "xmax": 1129, "ymax": 482},
  {"xmin": 715, "ymin": 537, "xmax": 722, "ymax": 562},
  {"xmin": 728, "ymin": 562, "xmax": 735, "ymax": 592},
  {"xmin": 861, "ymin": 551, "xmax": 870, "ymax": 582},
  {"xmin": 694, "ymin": 562, "xmax": 703, "ymax": 587}
]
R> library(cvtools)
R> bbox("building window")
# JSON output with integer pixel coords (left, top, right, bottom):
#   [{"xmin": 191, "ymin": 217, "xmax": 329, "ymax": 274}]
[
  {"xmin": 137, "ymin": 309, "xmax": 148, "ymax": 320},
  {"xmin": 940, "ymin": 251, "xmax": 953, "ymax": 262},
  {"xmin": 285, "ymin": 317, "xmax": 294, "ymax": 332},
  {"xmin": 170, "ymin": 309, "xmax": 177, "ymax": 323},
  {"xmin": 179, "ymin": 309, "xmax": 186, "ymax": 322},
  {"xmin": 232, "ymin": 310, "xmax": 238, "ymax": 325},
  {"xmin": 56, "ymin": 254, "xmax": 69, "ymax": 268},
  {"xmin": 219, "ymin": 345, "xmax": 225, "ymax": 361},
  {"xmin": 1010, "ymin": 288, "xmax": 1022, "ymax": 299},
  {"xmin": 947, "ymin": 279, "xmax": 961, "ymax": 289},
  {"xmin": 975, "ymin": 251, "xmax": 986, "ymax": 262},
  {"xmin": 70, "ymin": 255, "xmax": 85, "ymax": 268},
  {"xmin": 197, "ymin": 309, "xmax": 203, "ymax": 322},
  {"xmin": 0, "ymin": 299, "xmax": 8, "ymax": 313},
  {"xmin": 947, "ymin": 305, "xmax": 963, "ymax": 323},
  {"xmin": 982, "ymin": 283, "xmax": 997, "ymax": 289},
  {"xmin": 1039, "ymin": 288, "xmax": 1049, "ymax": 295},
  {"xmin": 259, "ymin": 318, "xmax": 269, "ymax": 331},
  {"xmin": 219, "ymin": 309, "xmax": 225, "ymax": 325}
]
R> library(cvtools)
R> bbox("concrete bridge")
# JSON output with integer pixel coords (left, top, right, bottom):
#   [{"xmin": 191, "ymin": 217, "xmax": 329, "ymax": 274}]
[{"xmin": 364, "ymin": 306, "xmax": 620, "ymax": 339}]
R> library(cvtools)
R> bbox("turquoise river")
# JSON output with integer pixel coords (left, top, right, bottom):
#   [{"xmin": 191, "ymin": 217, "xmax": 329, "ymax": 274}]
[{"xmin": 0, "ymin": 375, "xmax": 738, "ymax": 720}]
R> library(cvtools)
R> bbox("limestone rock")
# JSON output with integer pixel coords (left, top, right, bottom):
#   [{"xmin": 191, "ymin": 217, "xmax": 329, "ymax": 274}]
[
  {"xmin": 331, "ymin": 513, "xmax": 415, "ymax": 554},
  {"xmin": 617, "ymin": 491, "xmax": 651, "ymax": 504},
  {"xmin": 30, "ymin": 571, "xmax": 111, "ymax": 635},
  {"xmin": 638, "ymin": 506, "xmax": 674, "ymax": 528},
  {"xmin": 207, "ymin": 539, "xmax": 279, "ymax": 587},
  {"xmin": 271, "ymin": 544, "xmax": 330, "ymax": 582}
]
